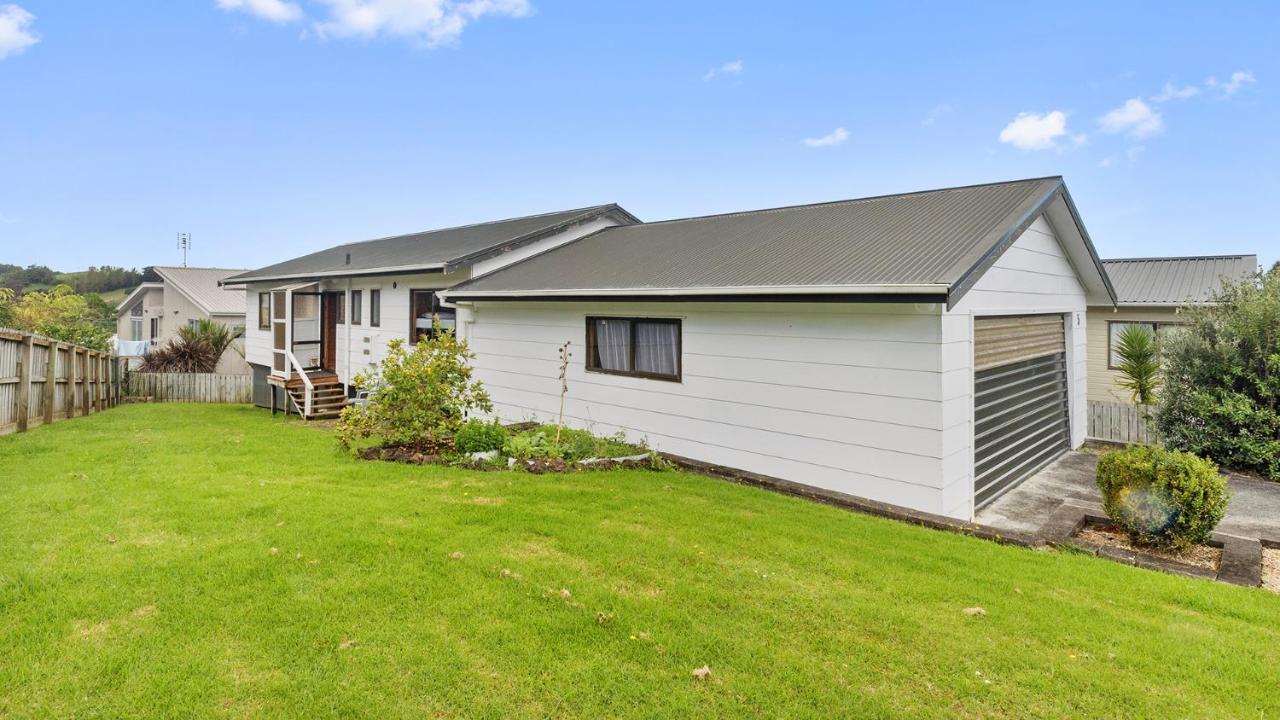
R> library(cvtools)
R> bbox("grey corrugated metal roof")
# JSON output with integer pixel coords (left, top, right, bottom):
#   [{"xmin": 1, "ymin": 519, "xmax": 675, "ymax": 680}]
[
  {"xmin": 226, "ymin": 204, "xmax": 635, "ymax": 284},
  {"xmin": 153, "ymin": 267, "xmax": 248, "ymax": 315},
  {"xmin": 1101, "ymin": 255, "xmax": 1258, "ymax": 305},
  {"xmin": 448, "ymin": 177, "xmax": 1082, "ymax": 299}
]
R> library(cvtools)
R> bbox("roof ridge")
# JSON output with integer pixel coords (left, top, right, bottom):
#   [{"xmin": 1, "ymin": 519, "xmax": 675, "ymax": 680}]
[
  {"xmin": 629, "ymin": 176, "xmax": 1063, "ymax": 228},
  {"xmin": 325, "ymin": 204, "xmax": 619, "ymax": 252},
  {"xmin": 154, "ymin": 266, "xmax": 249, "ymax": 272},
  {"xmin": 1103, "ymin": 255, "xmax": 1256, "ymax": 263}
]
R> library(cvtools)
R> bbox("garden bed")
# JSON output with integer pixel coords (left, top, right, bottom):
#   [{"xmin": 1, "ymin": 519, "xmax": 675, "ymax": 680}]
[
  {"xmin": 1073, "ymin": 520, "xmax": 1222, "ymax": 573},
  {"xmin": 356, "ymin": 423, "xmax": 661, "ymax": 473}
]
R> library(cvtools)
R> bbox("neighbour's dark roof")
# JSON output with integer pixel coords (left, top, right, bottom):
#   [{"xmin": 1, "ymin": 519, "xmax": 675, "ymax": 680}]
[
  {"xmin": 1101, "ymin": 255, "xmax": 1257, "ymax": 305},
  {"xmin": 226, "ymin": 204, "xmax": 637, "ymax": 284},
  {"xmin": 446, "ymin": 177, "xmax": 1113, "ymax": 306}
]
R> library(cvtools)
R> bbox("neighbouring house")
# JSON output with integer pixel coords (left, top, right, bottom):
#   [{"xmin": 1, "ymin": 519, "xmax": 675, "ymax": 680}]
[
  {"xmin": 115, "ymin": 266, "xmax": 251, "ymax": 374},
  {"xmin": 221, "ymin": 205, "xmax": 640, "ymax": 417},
  {"xmin": 228, "ymin": 177, "xmax": 1118, "ymax": 520},
  {"xmin": 1086, "ymin": 255, "xmax": 1257, "ymax": 404}
]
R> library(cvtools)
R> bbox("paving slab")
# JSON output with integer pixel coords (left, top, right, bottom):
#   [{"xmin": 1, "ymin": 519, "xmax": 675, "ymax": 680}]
[{"xmin": 976, "ymin": 451, "xmax": 1280, "ymax": 543}]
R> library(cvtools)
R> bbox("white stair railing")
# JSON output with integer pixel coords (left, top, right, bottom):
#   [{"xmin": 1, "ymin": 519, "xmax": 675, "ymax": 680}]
[{"xmin": 284, "ymin": 350, "xmax": 314, "ymax": 417}]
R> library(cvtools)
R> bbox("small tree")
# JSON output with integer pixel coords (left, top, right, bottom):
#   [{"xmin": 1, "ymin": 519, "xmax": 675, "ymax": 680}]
[
  {"xmin": 336, "ymin": 324, "xmax": 491, "ymax": 452},
  {"xmin": 1114, "ymin": 324, "xmax": 1161, "ymax": 405},
  {"xmin": 1154, "ymin": 263, "xmax": 1279, "ymax": 479},
  {"xmin": 7, "ymin": 285, "xmax": 111, "ymax": 350}
]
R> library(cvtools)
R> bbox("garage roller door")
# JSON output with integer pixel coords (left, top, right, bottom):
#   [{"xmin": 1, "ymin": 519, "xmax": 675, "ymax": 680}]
[{"xmin": 973, "ymin": 315, "xmax": 1070, "ymax": 508}]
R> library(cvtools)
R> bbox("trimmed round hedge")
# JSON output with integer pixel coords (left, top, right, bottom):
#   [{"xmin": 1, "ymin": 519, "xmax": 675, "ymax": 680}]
[{"xmin": 1095, "ymin": 446, "xmax": 1230, "ymax": 551}]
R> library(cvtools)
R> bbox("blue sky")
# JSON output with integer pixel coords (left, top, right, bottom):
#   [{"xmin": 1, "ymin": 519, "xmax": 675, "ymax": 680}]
[{"xmin": 1, "ymin": 1, "xmax": 1276, "ymax": 272}]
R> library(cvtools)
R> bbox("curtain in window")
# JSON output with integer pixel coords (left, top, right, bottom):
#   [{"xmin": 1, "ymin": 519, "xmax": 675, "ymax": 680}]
[
  {"xmin": 594, "ymin": 319, "xmax": 631, "ymax": 371},
  {"xmin": 634, "ymin": 321, "xmax": 678, "ymax": 376}
]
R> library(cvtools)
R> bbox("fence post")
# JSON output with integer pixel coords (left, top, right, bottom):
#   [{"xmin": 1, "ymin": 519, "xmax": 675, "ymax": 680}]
[
  {"xmin": 43, "ymin": 342, "xmax": 57, "ymax": 425},
  {"xmin": 15, "ymin": 334, "xmax": 32, "ymax": 433}
]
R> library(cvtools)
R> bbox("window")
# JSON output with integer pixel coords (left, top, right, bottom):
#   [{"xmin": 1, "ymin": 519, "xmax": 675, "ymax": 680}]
[
  {"xmin": 334, "ymin": 291, "xmax": 345, "ymax": 324},
  {"xmin": 586, "ymin": 317, "xmax": 681, "ymax": 381},
  {"xmin": 351, "ymin": 290, "xmax": 362, "ymax": 325},
  {"xmin": 258, "ymin": 293, "xmax": 271, "ymax": 330},
  {"xmin": 370, "ymin": 289, "xmax": 381, "ymax": 327},
  {"xmin": 410, "ymin": 290, "xmax": 456, "ymax": 342},
  {"xmin": 129, "ymin": 303, "xmax": 143, "ymax": 341},
  {"xmin": 1108, "ymin": 321, "xmax": 1156, "ymax": 368},
  {"xmin": 149, "ymin": 317, "xmax": 160, "ymax": 341},
  {"xmin": 188, "ymin": 319, "xmax": 200, "ymax": 331}
]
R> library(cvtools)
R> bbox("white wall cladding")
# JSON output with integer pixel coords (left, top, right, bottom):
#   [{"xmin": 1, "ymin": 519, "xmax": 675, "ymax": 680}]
[
  {"xmin": 463, "ymin": 300, "xmax": 969, "ymax": 515},
  {"xmin": 944, "ymin": 214, "xmax": 1089, "ymax": 518}
]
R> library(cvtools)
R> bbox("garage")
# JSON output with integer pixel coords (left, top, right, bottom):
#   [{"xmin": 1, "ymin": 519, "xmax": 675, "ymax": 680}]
[{"xmin": 972, "ymin": 315, "xmax": 1071, "ymax": 508}]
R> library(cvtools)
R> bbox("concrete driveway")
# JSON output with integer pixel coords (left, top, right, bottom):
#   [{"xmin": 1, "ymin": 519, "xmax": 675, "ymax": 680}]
[{"xmin": 976, "ymin": 451, "xmax": 1280, "ymax": 542}]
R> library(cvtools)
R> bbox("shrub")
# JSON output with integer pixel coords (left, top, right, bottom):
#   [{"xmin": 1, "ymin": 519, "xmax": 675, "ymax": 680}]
[
  {"xmin": 502, "ymin": 430, "xmax": 561, "ymax": 461},
  {"xmin": 1095, "ymin": 445, "xmax": 1230, "ymax": 551},
  {"xmin": 139, "ymin": 320, "xmax": 238, "ymax": 373},
  {"xmin": 336, "ymin": 325, "xmax": 492, "ymax": 452},
  {"xmin": 455, "ymin": 419, "xmax": 508, "ymax": 455},
  {"xmin": 1154, "ymin": 263, "xmax": 1280, "ymax": 479}
]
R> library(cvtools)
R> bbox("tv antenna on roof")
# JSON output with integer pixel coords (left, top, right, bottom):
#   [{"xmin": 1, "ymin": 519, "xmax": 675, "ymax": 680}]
[{"xmin": 177, "ymin": 233, "xmax": 191, "ymax": 267}]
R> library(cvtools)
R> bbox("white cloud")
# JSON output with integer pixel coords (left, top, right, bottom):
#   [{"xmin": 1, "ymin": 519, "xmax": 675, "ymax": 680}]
[
  {"xmin": 1151, "ymin": 81, "xmax": 1200, "ymax": 103},
  {"xmin": 703, "ymin": 59, "xmax": 743, "ymax": 82},
  {"xmin": 997, "ymin": 110, "xmax": 1068, "ymax": 150},
  {"xmin": 921, "ymin": 104, "xmax": 952, "ymax": 127},
  {"xmin": 1098, "ymin": 98, "xmax": 1163, "ymax": 139},
  {"xmin": 0, "ymin": 4, "xmax": 39, "ymax": 59},
  {"xmin": 1126, "ymin": 145, "xmax": 1145, "ymax": 162},
  {"xmin": 312, "ymin": 0, "xmax": 532, "ymax": 46},
  {"xmin": 217, "ymin": 0, "xmax": 304, "ymax": 23},
  {"xmin": 802, "ymin": 127, "xmax": 848, "ymax": 148},
  {"xmin": 1221, "ymin": 70, "xmax": 1255, "ymax": 96}
]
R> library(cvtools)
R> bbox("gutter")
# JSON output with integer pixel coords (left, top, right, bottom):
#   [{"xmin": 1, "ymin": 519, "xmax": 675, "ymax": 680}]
[
  {"xmin": 440, "ymin": 284, "xmax": 949, "ymax": 304},
  {"xmin": 220, "ymin": 264, "xmax": 447, "ymax": 286}
]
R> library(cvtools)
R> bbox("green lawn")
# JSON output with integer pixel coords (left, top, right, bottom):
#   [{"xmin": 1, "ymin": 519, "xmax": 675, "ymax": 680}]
[{"xmin": 1, "ymin": 405, "xmax": 1277, "ymax": 718}]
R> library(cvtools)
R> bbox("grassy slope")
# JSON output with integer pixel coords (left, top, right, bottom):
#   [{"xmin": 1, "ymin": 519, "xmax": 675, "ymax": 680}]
[{"xmin": 0, "ymin": 405, "xmax": 1277, "ymax": 719}]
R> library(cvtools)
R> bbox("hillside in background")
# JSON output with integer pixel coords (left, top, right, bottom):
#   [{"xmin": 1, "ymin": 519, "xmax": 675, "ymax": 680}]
[{"xmin": 1, "ymin": 264, "xmax": 156, "ymax": 297}]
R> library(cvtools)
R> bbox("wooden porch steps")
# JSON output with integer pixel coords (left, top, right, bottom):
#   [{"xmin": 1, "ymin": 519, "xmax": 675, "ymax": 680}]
[{"xmin": 285, "ymin": 374, "xmax": 351, "ymax": 420}]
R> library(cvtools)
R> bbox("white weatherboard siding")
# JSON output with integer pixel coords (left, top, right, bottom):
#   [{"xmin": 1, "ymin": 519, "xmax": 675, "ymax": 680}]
[
  {"xmin": 462, "ymin": 301, "xmax": 968, "ymax": 515},
  {"xmin": 945, "ymin": 215, "xmax": 1089, "ymax": 518}
]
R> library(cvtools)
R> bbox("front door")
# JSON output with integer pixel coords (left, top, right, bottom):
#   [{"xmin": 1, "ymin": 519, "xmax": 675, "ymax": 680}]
[{"xmin": 321, "ymin": 292, "xmax": 341, "ymax": 371}]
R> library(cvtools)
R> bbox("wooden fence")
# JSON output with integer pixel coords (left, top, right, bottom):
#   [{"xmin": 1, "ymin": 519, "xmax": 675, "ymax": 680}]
[
  {"xmin": 1087, "ymin": 400, "xmax": 1157, "ymax": 445},
  {"xmin": 127, "ymin": 372, "xmax": 253, "ymax": 403},
  {"xmin": 0, "ymin": 328, "xmax": 120, "ymax": 436}
]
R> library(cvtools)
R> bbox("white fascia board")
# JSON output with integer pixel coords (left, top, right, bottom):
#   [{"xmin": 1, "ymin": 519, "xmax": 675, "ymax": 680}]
[
  {"xmin": 224, "ymin": 264, "xmax": 447, "ymax": 286},
  {"xmin": 114, "ymin": 283, "xmax": 164, "ymax": 314},
  {"xmin": 439, "ymin": 284, "xmax": 949, "ymax": 300}
]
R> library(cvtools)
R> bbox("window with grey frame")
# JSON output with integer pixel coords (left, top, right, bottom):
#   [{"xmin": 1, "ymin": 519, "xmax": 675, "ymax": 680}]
[
  {"xmin": 258, "ymin": 293, "xmax": 271, "ymax": 330},
  {"xmin": 350, "ymin": 290, "xmax": 362, "ymax": 325},
  {"xmin": 410, "ymin": 290, "xmax": 455, "ymax": 342},
  {"xmin": 1107, "ymin": 321, "xmax": 1183, "ymax": 368},
  {"xmin": 586, "ymin": 317, "xmax": 681, "ymax": 381},
  {"xmin": 369, "ymin": 289, "xmax": 380, "ymax": 327}
]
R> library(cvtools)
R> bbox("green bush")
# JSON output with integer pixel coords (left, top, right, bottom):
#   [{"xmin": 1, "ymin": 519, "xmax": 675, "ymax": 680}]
[
  {"xmin": 502, "ymin": 430, "xmax": 560, "ymax": 461},
  {"xmin": 455, "ymin": 419, "xmax": 508, "ymax": 455},
  {"xmin": 1154, "ymin": 263, "xmax": 1280, "ymax": 479},
  {"xmin": 1095, "ymin": 445, "xmax": 1230, "ymax": 551},
  {"xmin": 335, "ymin": 324, "xmax": 491, "ymax": 452}
]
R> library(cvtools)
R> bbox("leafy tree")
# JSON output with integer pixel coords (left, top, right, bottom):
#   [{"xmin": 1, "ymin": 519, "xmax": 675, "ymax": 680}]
[
  {"xmin": 1114, "ymin": 324, "xmax": 1162, "ymax": 405},
  {"xmin": 6, "ymin": 285, "xmax": 112, "ymax": 350},
  {"xmin": 0, "ymin": 287, "xmax": 13, "ymax": 327},
  {"xmin": 1154, "ymin": 263, "xmax": 1280, "ymax": 479},
  {"xmin": 336, "ymin": 323, "xmax": 491, "ymax": 452}
]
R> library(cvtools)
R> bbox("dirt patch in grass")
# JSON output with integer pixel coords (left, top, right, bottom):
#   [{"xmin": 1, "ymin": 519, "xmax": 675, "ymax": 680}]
[
  {"xmin": 1075, "ymin": 523, "xmax": 1222, "ymax": 572},
  {"xmin": 1262, "ymin": 547, "xmax": 1280, "ymax": 593}
]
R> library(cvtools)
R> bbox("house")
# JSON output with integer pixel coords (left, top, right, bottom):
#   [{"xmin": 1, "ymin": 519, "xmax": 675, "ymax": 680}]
[
  {"xmin": 1086, "ymin": 255, "xmax": 1257, "ymax": 404},
  {"xmin": 221, "ymin": 204, "xmax": 640, "ymax": 417},
  {"xmin": 228, "ymin": 177, "xmax": 1116, "ymax": 520},
  {"xmin": 115, "ymin": 266, "xmax": 251, "ymax": 374},
  {"xmin": 437, "ymin": 177, "xmax": 1115, "ymax": 520}
]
